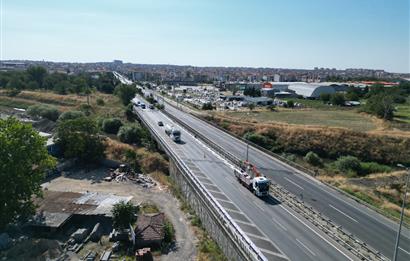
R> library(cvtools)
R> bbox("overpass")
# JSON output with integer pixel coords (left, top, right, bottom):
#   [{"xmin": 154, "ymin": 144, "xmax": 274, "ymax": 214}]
[
  {"xmin": 133, "ymin": 94, "xmax": 361, "ymax": 261},
  {"xmin": 156, "ymin": 93, "xmax": 410, "ymax": 261}
]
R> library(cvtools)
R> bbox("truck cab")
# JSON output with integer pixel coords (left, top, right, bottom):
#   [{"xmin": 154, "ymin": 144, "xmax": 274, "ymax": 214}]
[{"xmin": 252, "ymin": 176, "xmax": 270, "ymax": 197}]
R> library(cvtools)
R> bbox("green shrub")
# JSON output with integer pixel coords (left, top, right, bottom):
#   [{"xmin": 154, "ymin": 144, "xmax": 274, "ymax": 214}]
[
  {"xmin": 191, "ymin": 215, "xmax": 202, "ymax": 227},
  {"xmin": 125, "ymin": 103, "xmax": 134, "ymax": 121},
  {"xmin": 79, "ymin": 104, "xmax": 92, "ymax": 116},
  {"xmin": 96, "ymin": 98, "xmax": 105, "ymax": 106},
  {"xmin": 114, "ymin": 84, "xmax": 137, "ymax": 105},
  {"xmin": 163, "ymin": 221, "xmax": 175, "ymax": 243},
  {"xmin": 244, "ymin": 132, "xmax": 268, "ymax": 148},
  {"xmin": 102, "ymin": 118, "xmax": 123, "ymax": 134},
  {"xmin": 304, "ymin": 151, "xmax": 322, "ymax": 166},
  {"xmin": 360, "ymin": 162, "xmax": 392, "ymax": 175},
  {"xmin": 335, "ymin": 156, "xmax": 362, "ymax": 174},
  {"xmin": 27, "ymin": 104, "xmax": 60, "ymax": 121},
  {"xmin": 117, "ymin": 124, "xmax": 143, "ymax": 144},
  {"xmin": 58, "ymin": 110, "xmax": 85, "ymax": 122}
]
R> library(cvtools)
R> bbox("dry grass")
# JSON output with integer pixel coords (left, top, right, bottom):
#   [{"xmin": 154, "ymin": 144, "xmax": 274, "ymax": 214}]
[
  {"xmin": 0, "ymin": 90, "xmax": 125, "ymax": 119},
  {"xmin": 210, "ymin": 115, "xmax": 410, "ymax": 165}
]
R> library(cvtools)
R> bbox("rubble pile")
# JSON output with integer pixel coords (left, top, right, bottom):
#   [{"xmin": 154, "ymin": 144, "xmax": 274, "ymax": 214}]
[{"xmin": 106, "ymin": 164, "xmax": 156, "ymax": 188}]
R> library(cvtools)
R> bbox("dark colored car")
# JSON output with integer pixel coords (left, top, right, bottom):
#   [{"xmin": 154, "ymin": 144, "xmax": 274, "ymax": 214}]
[{"xmin": 158, "ymin": 121, "xmax": 164, "ymax": 126}]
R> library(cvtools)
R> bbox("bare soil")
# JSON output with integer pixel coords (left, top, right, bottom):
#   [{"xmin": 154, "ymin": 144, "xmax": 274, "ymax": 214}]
[{"xmin": 41, "ymin": 166, "xmax": 197, "ymax": 261}]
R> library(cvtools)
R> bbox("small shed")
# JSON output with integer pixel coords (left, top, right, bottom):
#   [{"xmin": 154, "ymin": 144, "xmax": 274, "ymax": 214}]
[{"xmin": 134, "ymin": 213, "xmax": 165, "ymax": 248}]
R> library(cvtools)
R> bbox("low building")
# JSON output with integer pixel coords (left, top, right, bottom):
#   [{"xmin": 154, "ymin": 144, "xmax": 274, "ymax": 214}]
[
  {"xmin": 244, "ymin": 96, "xmax": 273, "ymax": 106},
  {"xmin": 134, "ymin": 213, "xmax": 165, "ymax": 248},
  {"xmin": 29, "ymin": 191, "xmax": 133, "ymax": 232}
]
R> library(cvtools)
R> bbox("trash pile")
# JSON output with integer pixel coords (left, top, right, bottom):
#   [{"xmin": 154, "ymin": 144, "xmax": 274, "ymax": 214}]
[{"xmin": 106, "ymin": 164, "xmax": 156, "ymax": 188}]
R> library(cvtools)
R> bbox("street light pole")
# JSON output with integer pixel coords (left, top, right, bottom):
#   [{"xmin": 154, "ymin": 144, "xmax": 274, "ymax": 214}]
[{"xmin": 393, "ymin": 164, "xmax": 410, "ymax": 261}]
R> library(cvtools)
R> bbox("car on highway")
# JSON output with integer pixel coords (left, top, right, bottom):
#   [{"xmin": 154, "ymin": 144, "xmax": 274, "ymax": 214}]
[
  {"xmin": 157, "ymin": 121, "xmax": 164, "ymax": 126},
  {"xmin": 149, "ymin": 104, "xmax": 154, "ymax": 109},
  {"xmin": 140, "ymin": 103, "xmax": 146, "ymax": 109}
]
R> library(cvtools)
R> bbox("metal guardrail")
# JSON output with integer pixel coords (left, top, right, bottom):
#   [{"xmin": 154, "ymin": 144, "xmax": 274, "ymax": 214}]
[
  {"xmin": 134, "ymin": 106, "xmax": 268, "ymax": 261},
  {"xmin": 162, "ymin": 107, "xmax": 388, "ymax": 261}
]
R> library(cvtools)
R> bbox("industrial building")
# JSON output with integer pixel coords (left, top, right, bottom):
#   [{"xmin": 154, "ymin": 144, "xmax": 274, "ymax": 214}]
[{"xmin": 287, "ymin": 83, "xmax": 336, "ymax": 98}]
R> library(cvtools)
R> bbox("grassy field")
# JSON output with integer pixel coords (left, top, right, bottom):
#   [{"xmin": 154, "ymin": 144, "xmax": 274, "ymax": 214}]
[
  {"xmin": 395, "ymin": 103, "xmax": 410, "ymax": 123},
  {"xmin": 223, "ymin": 109, "xmax": 377, "ymax": 132},
  {"xmin": 0, "ymin": 90, "xmax": 125, "ymax": 119}
]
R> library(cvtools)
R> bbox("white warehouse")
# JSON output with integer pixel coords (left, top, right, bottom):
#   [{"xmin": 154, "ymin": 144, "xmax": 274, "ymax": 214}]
[{"xmin": 287, "ymin": 83, "xmax": 336, "ymax": 98}]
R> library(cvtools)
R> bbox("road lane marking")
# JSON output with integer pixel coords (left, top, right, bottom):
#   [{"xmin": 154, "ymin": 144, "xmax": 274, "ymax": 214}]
[
  {"xmin": 271, "ymin": 218, "xmax": 288, "ymax": 231},
  {"xmin": 296, "ymin": 238, "xmax": 316, "ymax": 256},
  {"xmin": 284, "ymin": 177, "xmax": 304, "ymax": 190},
  {"xmin": 280, "ymin": 205, "xmax": 354, "ymax": 261},
  {"xmin": 328, "ymin": 204, "xmax": 359, "ymax": 223},
  {"xmin": 259, "ymin": 248, "xmax": 289, "ymax": 259},
  {"xmin": 399, "ymin": 247, "xmax": 410, "ymax": 255},
  {"xmin": 253, "ymin": 201, "xmax": 266, "ymax": 212}
]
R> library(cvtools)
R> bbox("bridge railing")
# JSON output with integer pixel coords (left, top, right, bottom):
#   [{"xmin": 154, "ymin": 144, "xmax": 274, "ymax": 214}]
[{"xmin": 162, "ymin": 106, "xmax": 388, "ymax": 261}]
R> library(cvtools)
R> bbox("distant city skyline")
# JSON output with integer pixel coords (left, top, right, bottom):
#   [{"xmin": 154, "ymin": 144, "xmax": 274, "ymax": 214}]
[{"xmin": 1, "ymin": 0, "xmax": 409, "ymax": 73}]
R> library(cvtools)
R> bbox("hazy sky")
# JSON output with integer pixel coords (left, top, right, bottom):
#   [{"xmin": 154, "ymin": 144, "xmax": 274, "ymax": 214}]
[{"xmin": 1, "ymin": 0, "xmax": 409, "ymax": 72}]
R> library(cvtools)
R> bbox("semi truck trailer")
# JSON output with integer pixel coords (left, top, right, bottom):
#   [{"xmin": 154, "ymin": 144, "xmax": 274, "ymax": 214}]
[{"xmin": 234, "ymin": 161, "xmax": 270, "ymax": 197}]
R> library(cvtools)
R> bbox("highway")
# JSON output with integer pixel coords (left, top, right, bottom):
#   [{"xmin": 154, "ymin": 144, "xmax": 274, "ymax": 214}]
[
  {"xmin": 134, "ymin": 97, "xmax": 358, "ymax": 261},
  {"xmin": 159, "ymin": 98, "xmax": 410, "ymax": 261}
]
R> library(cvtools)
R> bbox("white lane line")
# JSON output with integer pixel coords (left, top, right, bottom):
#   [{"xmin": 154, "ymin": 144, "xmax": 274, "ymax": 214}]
[
  {"xmin": 329, "ymin": 204, "xmax": 359, "ymax": 223},
  {"xmin": 253, "ymin": 201, "xmax": 266, "ymax": 212},
  {"xmin": 271, "ymin": 218, "xmax": 288, "ymax": 231},
  {"xmin": 296, "ymin": 238, "xmax": 316, "ymax": 256},
  {"xmin": 399, "ymin": 247, "xmax": 410, "ymax": 255},
  {"xmin": 284, "ymin": 177, "xmax": 304, "ymax": 190},
  {"xmin": 280, "ymin": 205, "xmax": 354, "ymax": 261}
]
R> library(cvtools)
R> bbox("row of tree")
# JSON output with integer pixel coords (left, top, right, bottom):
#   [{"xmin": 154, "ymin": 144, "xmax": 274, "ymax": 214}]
[
  {"xmin": 0, "ymin": 66, "xmax": 120, "ymax": 95},
  {"xmin": 318, "ymin": 82, "xmax": 410, "ymax": 120}
]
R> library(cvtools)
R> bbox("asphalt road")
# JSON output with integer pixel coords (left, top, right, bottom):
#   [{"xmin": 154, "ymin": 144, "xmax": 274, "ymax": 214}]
[
  {"xmin": 134, "ymin": 99, "xmax": 357, "ymax": 261},
  {"xmin": 160, "ymin": 99, "xmax": 410, "ymax": 261}
]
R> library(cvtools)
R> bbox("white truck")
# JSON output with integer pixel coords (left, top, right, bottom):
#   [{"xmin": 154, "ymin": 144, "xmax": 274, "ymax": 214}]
[
  {"xmin": 234, "ymin": 161, "xmax": 270, "ymax": 197},
  {"xmin": 165, "ymin": 124, "xmax": 181, "ymax": 142}
]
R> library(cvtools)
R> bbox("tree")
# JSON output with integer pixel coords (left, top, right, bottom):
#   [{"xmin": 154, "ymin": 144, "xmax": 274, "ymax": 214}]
[
  {"xmin": 58, "ymin": 110, "xmax": 85, "ymax": 122},
  {"xmin": 248, "ymin": 103, "xmax": 255, "ymax": 111},
  {"xmin": 0, "ymin": 117, "xmax": 56, "ymax": 229},
  {"xmin": 335, "ymin": 156, "xmax": 362, "ymax": 174},
  {"xmin": 304, "ymin": 151, "xmax": 322, "ymax": 166},
  {"xmin": 55, "ymin": 117, "xmax": 106, "ymax": 162},
  {"xmin": 27, "ymin": 104, "xmax": 61, "ymax": 121},
  {"xmin": 27, "ymin": 66, "xmax": 47, "ymax": 88},
  {"xmin": 117, "ymin": 124, "xmax": 143, "ymax": 144},
  {"xmin": 244, "ymin": 87, "xmax": 261, "ymax": 97},
  {"xmin": 286, "ymin": 100, "xmax": 295, "ymax": 108},
  {"xmin": 201, "ymin": 102, "xmax": 213, "ymax": 110},
  {"xmin": 115, "ymin": 84, "xmax": 137, "ymax": 105},
  {"xmin": 320, "ymin": 93, "xmax": 331, "ymax": 103},
  {"xmin": 102, "ymin": 118, "xmax": 123, "ymax": 134},
  {"xmin": 363, "ymin": 93, "xmax": 395, "ymax": 120},
  {"xmin": 330, "ymin": 93, "xmax": 345, "ymax": 106},
  {"xmin": 112, "ymin": 201, "xmax": 137, "ymax": 229}
]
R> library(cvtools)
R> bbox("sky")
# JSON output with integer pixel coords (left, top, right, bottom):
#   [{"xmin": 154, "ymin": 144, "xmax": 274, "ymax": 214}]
[{"xmin": 1, "ymin": 0, "xmax": 409, "ymax": 73}]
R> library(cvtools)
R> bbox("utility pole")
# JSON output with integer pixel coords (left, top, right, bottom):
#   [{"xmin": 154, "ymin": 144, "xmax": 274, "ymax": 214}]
[
  {"xmin": 246, "ymin": 142, "xmax": 249, "ymax": 162},
  {"xmin": 393, "ymin": 164, "xmax": 410, "ymax": 261}
]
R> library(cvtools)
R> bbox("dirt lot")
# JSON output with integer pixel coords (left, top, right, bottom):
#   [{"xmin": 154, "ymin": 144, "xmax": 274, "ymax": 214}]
[{"xmin": 41, "ymin": 166, "xmax": 197, "ymax": 261}]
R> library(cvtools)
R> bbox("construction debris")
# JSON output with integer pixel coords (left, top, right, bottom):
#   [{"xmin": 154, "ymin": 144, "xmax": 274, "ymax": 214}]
[
  {"xmin": 107, "ymin": 164, "xmax": 156, "ymax": 188},
  {"xmin": 135, "ymin": 247, "xmax": 153, "ymax": 261}
]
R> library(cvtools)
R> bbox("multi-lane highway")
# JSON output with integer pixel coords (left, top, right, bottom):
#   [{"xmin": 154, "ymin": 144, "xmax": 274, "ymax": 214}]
[
  {"xmin": 134, "ymin": 96, "xmax": 358, "ymax": 261},
  {"xmin": 158, "ymin": 97, "xmax": 410, "ymax": 261}
]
